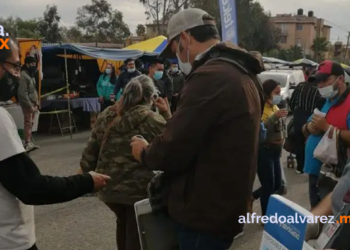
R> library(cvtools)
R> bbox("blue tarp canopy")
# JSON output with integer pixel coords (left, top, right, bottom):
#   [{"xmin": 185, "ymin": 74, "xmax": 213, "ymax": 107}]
[{"xmin": 42, "ymin": 43, "xmax": 159, "ymax": 60}]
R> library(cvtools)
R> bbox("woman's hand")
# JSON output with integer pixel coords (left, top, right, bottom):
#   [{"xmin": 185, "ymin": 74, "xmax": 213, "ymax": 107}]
[
  {"xmin": 154, "ymin": 97, "xmax": 168, "ymax": 112},
  {"xmin": 274, "ymin": 109, "xmax": 288, "ymax": 119}
]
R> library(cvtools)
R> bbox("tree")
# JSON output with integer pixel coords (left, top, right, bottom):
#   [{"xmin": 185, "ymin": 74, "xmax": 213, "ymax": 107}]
[
  {"xmin": 189, "ymin": 0, "xmax": 280, "ymax": 53},
  {"xmin": 76, "ymin": 0, "xmax": 130, "ymax": 45},
  {"xmin": 311, "ymin": 37, "xmax": 330, "ymax": 62},
  {"xmin": 37, "ymin": 5, "xmax": 61, "ymax": 42},
  {"xmin": 136, "ymin": 24, "xmax": 146, "ymax": 36},
  {"xmin": 139, "ymin": 0, "xmax": 174, "ymax": 36},
  {"xmin": 0, "ymin": 16, "xmax": 41, "ymax": 38},
  {"xmin": 61, "ymin": 26, "xmax": 84, "ymax": 42},
  {"xmin": 287, "ymin": 45, "xmax": 303, "ymax": 61}
]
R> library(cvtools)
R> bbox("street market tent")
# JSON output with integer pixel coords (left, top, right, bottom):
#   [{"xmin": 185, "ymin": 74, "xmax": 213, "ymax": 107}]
[
  {"xmin": 288, "ymin": 58, "xmax": 318, "ymax": 67},
  {"xmin": 124, "ymin": 36, "xmax": 168, "ymax": 53},
  {"xmin": 263, "ymin": 57, "xmax": 290, "ymax": 64},
  {"xmin": 41, "ymin": 43, "xmax": 159, "ymax": 138}
]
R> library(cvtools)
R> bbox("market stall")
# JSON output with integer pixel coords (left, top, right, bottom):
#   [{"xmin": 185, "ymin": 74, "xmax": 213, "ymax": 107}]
[{"xmin": 40, "ymin": 43, "xmax": 159, "ymax": 137}]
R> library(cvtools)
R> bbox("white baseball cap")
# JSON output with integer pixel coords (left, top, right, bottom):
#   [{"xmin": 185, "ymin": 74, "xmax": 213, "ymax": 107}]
[{"xmin": 160, "ymin": 8, "xmax": 216, "ymax": 58}]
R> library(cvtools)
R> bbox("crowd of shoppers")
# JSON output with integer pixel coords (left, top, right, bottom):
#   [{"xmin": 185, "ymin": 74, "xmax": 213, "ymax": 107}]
[{"xmin": 2, "ymin": 7, "xmax": 350, "ymax": 250}]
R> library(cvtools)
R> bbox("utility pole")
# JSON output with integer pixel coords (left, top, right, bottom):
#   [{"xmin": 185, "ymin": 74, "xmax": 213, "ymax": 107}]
[{"xmin": 343, "ymin": 32, "xmax": 350, "ymax": 63}]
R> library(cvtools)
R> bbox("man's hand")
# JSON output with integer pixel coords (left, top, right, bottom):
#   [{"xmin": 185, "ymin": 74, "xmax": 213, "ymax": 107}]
[
  {"xmin": 154, "ymin": 97, "xmax": 168, "ymax": 112},
  {"xmin": 88, "ymin": 171, "xmax": 111, "ymax": 192},
  {"xmin": 274, "ymin": 109, "xmax": 288, "ymax": 119},
  {"xmin": 31, "ymin": 106, "xmax": 38, "ymax": 112},
  {"xmin": 311, "ymin": 115, "xmax": 330, "ymax": 132},
  {"xmin": 131, "ymin": 136, "xmax": 149, "ymax": 162},
  {"xmin": 99, "ymin": 96, "xmax": 104, "ymax": 103}
]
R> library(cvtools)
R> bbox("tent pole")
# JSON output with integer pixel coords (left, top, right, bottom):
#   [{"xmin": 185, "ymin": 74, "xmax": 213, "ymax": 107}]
[{"xmin": 64, "ymin": 48, "xmax": 73, "ymax": 139}]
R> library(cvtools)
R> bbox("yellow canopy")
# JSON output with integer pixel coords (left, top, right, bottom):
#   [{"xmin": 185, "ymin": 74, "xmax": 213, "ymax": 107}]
[{"xmin": 124, "ymin": 36, "xmax": 167, "ymax": 53}]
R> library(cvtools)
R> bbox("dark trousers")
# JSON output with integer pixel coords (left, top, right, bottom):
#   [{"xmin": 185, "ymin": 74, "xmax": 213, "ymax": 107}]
[
  {"xmin": 295, "ymin": 132, "xmax": 306, "ymax": 172},
  {"xmin": 253, "ymin": 144, "xmax": 282, "ymax": 216},
  {"xmin": 28, "ymin": 244, "xmax": 38, "ymax": 250},
  {"xmin": 309, "ymin": 174, "xmax": 320, "ymax": 209},
  {"xmin": 101, "ymin": 100, "xmax": 114, "ymax": 112},
  {"xmin": 105, "ymin": 203, "xmax": 141, "ymax": 250},
  {"xmin": 176, "ymin": 223, "xmax": 233, "ymax": 250}
]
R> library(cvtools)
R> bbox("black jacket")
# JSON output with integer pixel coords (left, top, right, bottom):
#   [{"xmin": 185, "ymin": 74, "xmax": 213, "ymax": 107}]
[
  {"xmin": 161, "ymin": 72, "xmax": 173, "ymax": 100},
  {"xmin": 114, "ymin": 70, "xmax": 141, "ymax": 94},
  {"xmin": 170, "ymin": 71, "xmax": 185, "ymax": 94}
]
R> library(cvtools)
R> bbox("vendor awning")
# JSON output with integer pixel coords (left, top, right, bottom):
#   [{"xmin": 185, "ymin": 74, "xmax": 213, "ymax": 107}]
[
  {"xmin": 124, "ymin": 36, "xmax": 167, "ymax": 53},
  {"xmin": 42, "ymin": 43, "xmax": 158, "ymax": 60}
]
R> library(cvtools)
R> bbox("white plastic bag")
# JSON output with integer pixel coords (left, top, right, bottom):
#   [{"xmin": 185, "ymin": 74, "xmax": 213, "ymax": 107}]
[{"xmin": 314, "ymin": 126, "xmax": 338, "ymax": 165}]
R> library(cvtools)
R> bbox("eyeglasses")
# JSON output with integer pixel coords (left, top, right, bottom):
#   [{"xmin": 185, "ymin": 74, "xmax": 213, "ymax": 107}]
[{"xmin": 4, "ymin": 60, "xmax": 22, "ymax": 72}]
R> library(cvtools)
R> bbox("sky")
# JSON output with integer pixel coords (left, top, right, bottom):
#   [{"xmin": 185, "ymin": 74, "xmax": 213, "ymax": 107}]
[{"xmin": 0, "ymin": 0, "xmax": 349, "ymax": 43}]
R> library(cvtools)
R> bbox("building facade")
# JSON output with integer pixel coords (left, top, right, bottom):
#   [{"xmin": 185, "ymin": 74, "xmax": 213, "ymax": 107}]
[
  {"xmin": 146, "ymin": 21, "xmax": 167, "ymax": 38},
  {"xmin": 271, "ymin": 9, "xmax": 331, "ymax": 56}
]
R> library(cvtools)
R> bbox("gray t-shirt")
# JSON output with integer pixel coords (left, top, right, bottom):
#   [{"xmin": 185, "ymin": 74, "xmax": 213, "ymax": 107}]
[
  {"xmin": 332, "ymin": 162, "xmax": 350, "ymax": 215},
  {"xmin": 0, "ymin": 107, "xmax": 35, "ymax": 250}
]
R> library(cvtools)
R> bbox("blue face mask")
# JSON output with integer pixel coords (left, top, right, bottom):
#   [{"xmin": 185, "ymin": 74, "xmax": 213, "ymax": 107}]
[
  {"xmin": 153, "ymin": 71, "xmax": 163, "ymax": 81},
  {"xmin": 105, "ymin": 68, "xmax": 112, "ymax": 75},
  {"xmin": 272, "ymin": 95, "xmax": 282, "ymax": 105}
]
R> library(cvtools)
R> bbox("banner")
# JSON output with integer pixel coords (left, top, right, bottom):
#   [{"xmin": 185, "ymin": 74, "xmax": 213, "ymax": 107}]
[{"xmin": 218, "ymin": 0, "xmax": 238, "ymax": 44}]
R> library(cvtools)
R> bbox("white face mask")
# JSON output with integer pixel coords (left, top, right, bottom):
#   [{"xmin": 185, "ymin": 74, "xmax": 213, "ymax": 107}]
[
  {"xmin": 318, "ymin": 77, "xmax": 339, "ymax": 99},
  {"xmin": 176, "ymin": 37, "xmax": 192, "ymax": 75}
]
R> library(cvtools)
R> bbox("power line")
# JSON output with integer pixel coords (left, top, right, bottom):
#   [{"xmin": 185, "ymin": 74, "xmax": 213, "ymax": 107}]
[{"xmin": 324, "ymin": 19, "xmax": 349, "ymax": 34}]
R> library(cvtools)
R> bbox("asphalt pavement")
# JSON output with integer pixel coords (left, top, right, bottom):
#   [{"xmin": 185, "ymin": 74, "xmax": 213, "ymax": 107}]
[{"xmin": 30, "ymin": 130, "xmax": 310, "ymax": 250}]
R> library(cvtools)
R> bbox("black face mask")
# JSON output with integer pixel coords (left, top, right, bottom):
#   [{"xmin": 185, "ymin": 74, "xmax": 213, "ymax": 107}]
[
  {"xmin": 0, "ymin": 70, "xmax": 20, "ymax": 102},
  {"xmin": 29, "ymin": 66, "xmax": 37, "ymax": 74}
]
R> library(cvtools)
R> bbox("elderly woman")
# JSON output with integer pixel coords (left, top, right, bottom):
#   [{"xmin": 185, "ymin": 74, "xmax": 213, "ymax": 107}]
[{"xmin": 80, "ymin": 75, "xmax": 170, "ymax": 250}]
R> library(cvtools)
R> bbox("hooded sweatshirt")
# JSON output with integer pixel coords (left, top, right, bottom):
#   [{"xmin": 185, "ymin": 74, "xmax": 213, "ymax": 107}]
[{"xmin": 80, "ymin": 105, "xmax": 166, "ymax": 204}]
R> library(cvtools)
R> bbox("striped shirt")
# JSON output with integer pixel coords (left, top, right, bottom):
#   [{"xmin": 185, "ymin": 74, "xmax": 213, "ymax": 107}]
[{"xmin": 290, "ymin": 82, "xmax": 323, "ymax": 116}]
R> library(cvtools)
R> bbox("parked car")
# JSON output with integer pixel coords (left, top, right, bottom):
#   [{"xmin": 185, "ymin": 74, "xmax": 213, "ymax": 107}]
[{"xmin": 258, "ymin": 70, "xmax": 304, "ymax": 111}]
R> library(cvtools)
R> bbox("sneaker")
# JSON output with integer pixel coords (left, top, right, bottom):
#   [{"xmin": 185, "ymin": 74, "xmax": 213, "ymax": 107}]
[
  {"xmin": 234, "ymin": 231, "xmax": 244, "ymax": 240},
  {"xmin": 25, "ymin": 142, "xmax": 40, "ymax": 153},
  {"xmin": 295, "ymin": 169, "xmax": 304, "ymax": 174}
]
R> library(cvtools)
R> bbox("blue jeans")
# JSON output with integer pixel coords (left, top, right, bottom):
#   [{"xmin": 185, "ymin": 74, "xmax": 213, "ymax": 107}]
[
  {"xmin": 253, "ymin": 144, "xmax": 282, "ymax": 216},
  {"xmin": 309, "ymin": 174, "xmax": 320, "ymax": 209},
  {"xmin": 176, "ymin": 224, "xmax": 233, "ymax": 250}
]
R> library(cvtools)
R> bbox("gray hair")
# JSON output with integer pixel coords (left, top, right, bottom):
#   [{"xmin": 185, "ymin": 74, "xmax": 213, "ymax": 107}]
[{"xmin": 118, "ymin": 75, "xmax": 156, "ymax": 114}]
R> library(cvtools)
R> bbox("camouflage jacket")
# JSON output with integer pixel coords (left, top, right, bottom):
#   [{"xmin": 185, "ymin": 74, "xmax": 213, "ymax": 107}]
[{"xmin": 80, "ymin": 105, "xmax": 166, "ymax": 205}]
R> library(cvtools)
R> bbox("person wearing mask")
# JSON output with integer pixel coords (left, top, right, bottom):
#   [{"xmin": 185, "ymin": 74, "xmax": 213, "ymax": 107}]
[
  {"xmin": 97, "ymin": 63, "xmax": 117, "ymax": 111},
  {"xmin": 290, "ymin": 80, "xmax": 324, "ymax": 174},
  {"xmin": 303, "ymin": 61, "xmax": 350, "ymax": 209},
  {"xmin": 169, "ymin": 62, "xmax": 185, "ymax": 113},
  {"xmin": 251, "ymin": 80, "xmax": 288, "ymax": 216},
  {"xmin": 131, "ymin": 9, "xmax": 265, "ymax": 250},
  {"xmin": 0, "ymin": 34, "xmax": 110, "ymax": 250},
  {"xmin": 161, "ymin": 63, "xmax": 174, "ymax": 101},
  {"xmin": 114, "ymin": 58, "xmax": 141, "ymax": 96},
  {"xmin": 147, "ymin": 59, "xmax": 167, "ymax": 99},
  {"xmin": 80, "ymin": 75, "xmax": 170, "ymax": 250},
  {"xmin": 17, "ymin": 56, "xmax": 40, "ymax": 152}
]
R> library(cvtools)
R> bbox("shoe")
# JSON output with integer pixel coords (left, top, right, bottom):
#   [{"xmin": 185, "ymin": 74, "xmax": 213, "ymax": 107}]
[
  {"xmin": 247, "ymin": 196, "xmax": 255, "ymax": 214},
  {"xmin": 234, "ymin": 231, "xmax": 244, "ymax": 240},
  {"xmin": 295, "ymin": 169, "xmax": 304, "ymax": 174},
  {"xmin": 25, "ymin": 142, "xmax": 40, "ymax": 153}
]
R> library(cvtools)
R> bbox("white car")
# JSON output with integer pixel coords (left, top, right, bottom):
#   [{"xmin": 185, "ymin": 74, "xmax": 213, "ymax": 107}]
[{"xmin": 258, "ymin": 71, "xmax": 305, "ymax": 111}]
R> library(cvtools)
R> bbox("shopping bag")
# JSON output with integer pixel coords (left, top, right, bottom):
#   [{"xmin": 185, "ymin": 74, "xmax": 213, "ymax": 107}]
[{"xmin": 313, "ymin": 126, "xmax": 338, "ymax": 165}]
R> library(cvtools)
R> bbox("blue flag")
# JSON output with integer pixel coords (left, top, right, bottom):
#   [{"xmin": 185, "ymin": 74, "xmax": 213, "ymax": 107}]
[{"xmin": 218, "ymin": 0, "xmax": 238, "ymax": 44}]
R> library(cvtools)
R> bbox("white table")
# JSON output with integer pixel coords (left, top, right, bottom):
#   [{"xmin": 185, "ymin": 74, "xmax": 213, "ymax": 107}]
[{"xmin": 4, "ymin": 104, "xmax": 39, "ymax": 132}]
